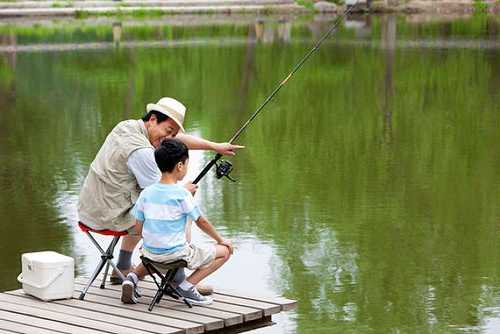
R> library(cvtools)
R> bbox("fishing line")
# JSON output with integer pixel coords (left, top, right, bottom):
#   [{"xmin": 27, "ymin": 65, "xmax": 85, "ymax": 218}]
[{"xmin": 193, "ymin": 6, "xmax": 354, "ymax": 184}]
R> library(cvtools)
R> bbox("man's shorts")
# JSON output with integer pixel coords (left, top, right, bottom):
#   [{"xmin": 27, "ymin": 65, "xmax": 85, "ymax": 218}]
[{"xmin": 141, "ymin": 244, "xmax": 216, "ymax": 270}]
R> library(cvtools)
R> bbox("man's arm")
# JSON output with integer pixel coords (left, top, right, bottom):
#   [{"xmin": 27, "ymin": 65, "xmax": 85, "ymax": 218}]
[
  {"xmin": 127, "ymin": 148, "xmax": 160, "ymax": 189},
  {"xmin": 176, "ymin": 133, "xmax": 244, "ymax": 156},
  {"xmin": 134, "ymin": 220, "xmax": 144, "ymax": 236}
]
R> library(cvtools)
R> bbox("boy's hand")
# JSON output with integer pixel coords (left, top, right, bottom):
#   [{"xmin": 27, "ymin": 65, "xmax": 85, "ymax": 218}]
[
  {"xmin": 184, "ymin": 181, "xmax": 198, "ymax": 195},
  {"xmin": 219, "ymin": 239, "xmax": 233, "ymax": 254}
]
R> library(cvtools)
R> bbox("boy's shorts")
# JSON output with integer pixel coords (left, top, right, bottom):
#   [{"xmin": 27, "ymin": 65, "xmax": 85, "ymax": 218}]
[{"xmin": 141, "ymin": 244, "xmax": 216, "ymax": 270}]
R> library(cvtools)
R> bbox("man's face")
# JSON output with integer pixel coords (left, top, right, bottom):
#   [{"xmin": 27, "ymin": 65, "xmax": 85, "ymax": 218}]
[{"xmin": 148, "ymin": 117, "xmax": 180, "ymax": 148}]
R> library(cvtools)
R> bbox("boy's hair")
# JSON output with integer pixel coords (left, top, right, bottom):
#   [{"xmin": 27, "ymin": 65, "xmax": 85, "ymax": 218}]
[{"xmin": 154, "ymin": 139, "xmax": 189, "ymax": 173}]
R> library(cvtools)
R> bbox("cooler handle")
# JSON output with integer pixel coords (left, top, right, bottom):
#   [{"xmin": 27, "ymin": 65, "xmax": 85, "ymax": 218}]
[{"xmin": 17, "ymin": 267, "xmax": 65, "ymax": 289}]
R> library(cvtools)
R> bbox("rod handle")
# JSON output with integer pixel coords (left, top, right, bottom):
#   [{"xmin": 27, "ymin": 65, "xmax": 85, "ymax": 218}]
[{"xmin": 193, "ymin": 153, "xmax": 222, "ymax": 184}]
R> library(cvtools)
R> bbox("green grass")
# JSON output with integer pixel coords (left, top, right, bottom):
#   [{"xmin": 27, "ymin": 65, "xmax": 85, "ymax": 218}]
[
  {"xmin": 473, "ymin": 0, "xmax": 489, "ymax": 13},
  {"xmin": 128, "ymin": 8, "xmax": 164, "ymax": 17},
  {"xmin": 74, "ymin": 10, "xmax": 90, "ymax": 18},
  {"xmin": 52, "ymin": 1, "xmax": 73, "ymax": 8},
  {"xmin": 74, "ymin": 8, "xmax": 166, "ymax": 18},
  {"xmin": 296, "ymin": 0, "xmax": 314, "ymax": 10}
]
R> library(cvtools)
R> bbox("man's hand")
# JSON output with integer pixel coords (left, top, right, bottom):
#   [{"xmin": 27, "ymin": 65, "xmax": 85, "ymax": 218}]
[
  {"xmin": 219, "ymin": 238, "xmax": 233, "ymax": 254},
  {"xmin": 184, "ymin": 181, "xmax": 198, "ymax": 195},
  {"xmin": 213, "ymin": 143, "xmax": 245, "ymax": 156}
]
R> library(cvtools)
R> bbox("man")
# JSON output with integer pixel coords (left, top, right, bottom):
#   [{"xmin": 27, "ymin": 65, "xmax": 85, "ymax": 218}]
[{"xmin": 78, "ymin": 97, "xmax": 242, "ymax": 293}]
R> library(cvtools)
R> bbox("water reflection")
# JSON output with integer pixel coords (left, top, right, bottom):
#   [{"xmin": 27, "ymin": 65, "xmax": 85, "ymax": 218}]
[{"xmin": 0, "ymin": 14, "xmax": 499, "ymax": 333}]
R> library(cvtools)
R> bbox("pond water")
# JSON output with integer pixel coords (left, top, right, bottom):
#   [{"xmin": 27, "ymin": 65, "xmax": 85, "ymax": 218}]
[{"xmin": 0, "ymin": 14, "xmax": 499, "ymax": 333}]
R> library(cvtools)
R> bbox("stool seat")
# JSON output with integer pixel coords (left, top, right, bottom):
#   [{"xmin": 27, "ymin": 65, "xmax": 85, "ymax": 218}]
[
  {"xmin": 140, "ymin": 255, "xmax": 192, "ymax": 311},
  {"xmin": 78, "ymin": 222, "xmax": 128, "ymax": 237},
  {"xmin": 141, "ymin": 257, "xmax": 187, "ymax": 272}
]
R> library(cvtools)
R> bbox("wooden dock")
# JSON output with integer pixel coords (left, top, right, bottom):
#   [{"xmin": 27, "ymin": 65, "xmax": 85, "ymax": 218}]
[{"xmin": 0, "ymin": 277, "xmax": 296, "ymax": 333}]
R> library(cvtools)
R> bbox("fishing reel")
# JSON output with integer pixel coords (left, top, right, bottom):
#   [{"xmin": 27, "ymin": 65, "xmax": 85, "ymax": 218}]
[{"xmin": 215, "ymin": 160, "xmax": 237, "ymax": 182}]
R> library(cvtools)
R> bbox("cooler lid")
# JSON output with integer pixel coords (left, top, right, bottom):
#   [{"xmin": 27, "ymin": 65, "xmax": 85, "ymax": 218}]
[{"xmin": 22, "ymin": 251, "xmax": 74, "ymax": 269}]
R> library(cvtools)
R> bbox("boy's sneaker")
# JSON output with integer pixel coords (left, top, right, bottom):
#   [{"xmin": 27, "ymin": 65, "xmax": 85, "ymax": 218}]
[
  {"xmin": 121, "ymin": 278, "xmax": 138, "ymax": 304},
  {"xmin": 177, "ymin": 286, "xmax": 213, "ymax": 306},
  {"xmin": 171, "ymin": 270, "xmax": 213, "ymax": 296}
]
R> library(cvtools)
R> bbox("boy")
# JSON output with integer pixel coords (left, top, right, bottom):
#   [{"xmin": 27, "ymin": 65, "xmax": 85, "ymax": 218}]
[{"xmin": 121, "ymin": 139, "xmax": 233, "ymax": 305}]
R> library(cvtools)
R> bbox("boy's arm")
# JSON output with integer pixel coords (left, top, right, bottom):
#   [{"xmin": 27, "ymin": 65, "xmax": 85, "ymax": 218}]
[
  {"xmin": 185, "ymin": 220, "xmax": 192, "ymax": 243},
  {"xmin": 195, "ymin": 216, "xmax": 233, "ymax": 254}
]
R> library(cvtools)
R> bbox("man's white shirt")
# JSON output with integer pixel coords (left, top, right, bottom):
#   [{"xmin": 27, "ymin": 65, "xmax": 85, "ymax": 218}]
[{"xmin": 127, "ymin": 148, "xmax": 161, "ymax": 189}]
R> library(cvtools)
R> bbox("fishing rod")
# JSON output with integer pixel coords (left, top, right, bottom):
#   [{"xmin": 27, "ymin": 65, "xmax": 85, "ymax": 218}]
[{"xmin": 193, "ymin": 5, "xmax": 354, "ymax": 185}]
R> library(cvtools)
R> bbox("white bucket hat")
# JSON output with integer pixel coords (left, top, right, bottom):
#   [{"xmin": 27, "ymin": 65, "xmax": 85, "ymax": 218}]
[{"xmin": 146, "ymin": 97, "xmax": 186, "ymax": 132}]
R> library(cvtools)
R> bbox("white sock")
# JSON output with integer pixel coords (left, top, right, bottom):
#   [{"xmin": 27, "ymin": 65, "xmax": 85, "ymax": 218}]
[
  {"xmin": 127, "ymin": 272, "xmax": 139, "ymax": 285},
  {"xmin": 179, "ymin": 280, "xmax": 194, "ymax": 291}
]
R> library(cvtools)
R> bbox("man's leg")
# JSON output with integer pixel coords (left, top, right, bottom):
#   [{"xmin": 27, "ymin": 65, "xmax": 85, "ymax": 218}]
[
  {"xmin": 112, "ymin": 234, "xmax": 141, "ymax": 284},
  {"xmin": 121, "ymin": 263, "xmax": 148, "ymax": 304}
]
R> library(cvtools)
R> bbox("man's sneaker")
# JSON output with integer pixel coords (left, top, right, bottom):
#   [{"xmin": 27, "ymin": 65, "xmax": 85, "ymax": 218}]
[
  {"xmin": 111, "ymin": 267, "xmax": 131, "ymax": 285},
  {"xmin": 121, "ymin": 278, "xmax": 138, "ymax": 304},
  {"xmin": 177, "ymin": 286, "xmax": 213, "ymax": 306},
  {"xmin": 196, "ymin": 283, "xmax": 214, "ymax": 296}
]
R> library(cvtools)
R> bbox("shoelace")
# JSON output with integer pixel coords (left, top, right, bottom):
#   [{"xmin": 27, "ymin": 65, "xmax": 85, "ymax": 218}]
[{"xmin": 190, "ymin": 288, "xmax": 204, "ymax": 300}]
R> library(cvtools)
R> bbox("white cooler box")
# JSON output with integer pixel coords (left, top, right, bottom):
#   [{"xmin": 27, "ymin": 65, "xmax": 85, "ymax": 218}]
[{"xmin": 17, "ymin": 251, "xmax": 74, "ymax": 301}]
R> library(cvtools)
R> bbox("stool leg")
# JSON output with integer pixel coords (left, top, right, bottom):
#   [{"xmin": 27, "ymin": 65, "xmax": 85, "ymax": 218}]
[
  {"xmin": 100, "ymin": 262, "xmax": 110, "ymax": 289},
  {"xmin": 149, "ymin": 286, "xmax": 164, "ymax": 311},
  {"xmin": 165, "ymin": 268, "xmax": 192, "ymax": 308},
  {"xmin": 108, "ymin": 260, "xmax": 126, "ymax": 282},
  {"xmin": 100, "ymin": 236, "xmax": 120, "ymax": 288},
  {"xmin": 79, "ymin": 256, "xmax": 107, "ymax": 300}
]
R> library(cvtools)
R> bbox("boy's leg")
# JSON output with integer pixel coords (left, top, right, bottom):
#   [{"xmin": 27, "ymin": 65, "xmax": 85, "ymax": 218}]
[
  {"xmin": 176, "ymin": 245, "xmax": 230, "ymax": 306},
  {"xmin": 186, "ymin": 244, "xmax": 230, "ymax": 285}
]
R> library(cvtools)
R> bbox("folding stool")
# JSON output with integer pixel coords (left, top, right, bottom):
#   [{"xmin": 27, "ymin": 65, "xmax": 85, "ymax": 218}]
[
  {"xmin": 141, "ymin": 255, "xmax": 192, "ymax": 311},
  {"xmin": 78, "ymin": 222, "xmax": 128, "ymax": 300}
]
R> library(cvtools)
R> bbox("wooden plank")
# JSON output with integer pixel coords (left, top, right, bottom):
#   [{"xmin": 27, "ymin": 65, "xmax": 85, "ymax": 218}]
[
  {"xmin": 133, "ymin": 284, "xmax": 263, "ymax": 322},
  {"xmin": 7, "ymin": 290, "xmax": 179, "ymax": 334},
  {"xmin": 75, "ymin": 284, "xmax": 242, "ymax": 328},
  {"xmin": 75, "ymin": 280, "xmax": 262, "ymax": 322},
  {"xmin": 2, "ymin": 291, "xmax": 174, "ymax": 334},
  {"xmin": 0, "ymin": 328, "xmax": 17, "ymax": 334},
  {"xmin": 137, "ymin": 280, "xmax": 281, "ymax": 316},
  {"xmin": 0, "ymin": 318, "xmax": 63, "ymax": 334},
  {"xmin": 0, "ymin": 329, "xmax": 15, "ymax": 334},
  {"xmin": 210, "ymin": 294, "xmax": 281, "ymax": 316},
  {"xmin": 132, "ymin": 276, "xmax": 296, "ymax": 311},
  {"xmin": 58, "ymin": 296, "xmax": 183, "ymax": 334},
  {"xmin": 76, "ymin": 280, "xmax": 263, "ymax": 321},
  {"xmin": 0, "ymin": 309, "xmax": 101, "ymax": 334},
  {"xmin": 0, "ymin": 300, "xmax": 149, "ymax": 334},
  {"xmin": 73, "ymin": 287, "xmax": 205, "ymax": 334},
  {"xmin": 68, "ymin": 291, "xmax": 199, "ymax": 332},
  {"xmin": 215, "ymin": 289, "xmax": 297, "ymax": 311},
  {"xmin": 211, "ymin": 315, "xmax": 274, "ymax": 334},
  {"xmin": 74, "ymin": 284, "xmax": 226, "ymax": 331}
]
